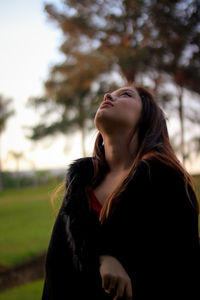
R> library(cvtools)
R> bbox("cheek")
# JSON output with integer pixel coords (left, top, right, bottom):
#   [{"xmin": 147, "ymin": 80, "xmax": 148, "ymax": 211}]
[{"xmin": 124, "ymin": 103, "xmax": 142, "ymax": 124}]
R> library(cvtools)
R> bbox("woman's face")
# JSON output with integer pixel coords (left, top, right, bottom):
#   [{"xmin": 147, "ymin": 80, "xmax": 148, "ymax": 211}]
[{"xmin": 94, "ymin": 86, "xmax": 143, "ymax": 134}]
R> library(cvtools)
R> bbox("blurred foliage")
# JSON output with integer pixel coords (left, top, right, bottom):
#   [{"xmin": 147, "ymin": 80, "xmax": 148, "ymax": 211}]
[
  {"xmin": 0, "ymin": 95, "xmax": 15, "ymax": 190},
  {"xmin": 0, "ymin": 95, "xmax": 15, "ymax": 133},
  {"xmin": 0, "ymin": 170, "xmax": 65, "ymax": 189},
  {"xmin": 43, "ymin": 0, "xmax": 200, "ymax": 91}
]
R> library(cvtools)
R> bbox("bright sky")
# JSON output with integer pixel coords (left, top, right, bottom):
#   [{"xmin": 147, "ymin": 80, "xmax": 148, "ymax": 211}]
[
  {"xmin": 0, "ymin": 0, "xmax": 199, "ymax": 174},
  {"xmin": 0, "ymin": 0, "xmax": 97, "ymax": 172}
]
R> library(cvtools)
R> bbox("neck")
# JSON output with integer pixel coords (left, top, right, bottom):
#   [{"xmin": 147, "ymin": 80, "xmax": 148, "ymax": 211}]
[{"xmin": 102, "ymin": 131, "xmax": 139, "ymax": 173}]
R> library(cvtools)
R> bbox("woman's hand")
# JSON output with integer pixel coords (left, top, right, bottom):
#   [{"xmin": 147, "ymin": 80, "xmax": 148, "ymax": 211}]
[{"xmin": 99, "ymin": 255, "xmax": 132, "ymax": 300}]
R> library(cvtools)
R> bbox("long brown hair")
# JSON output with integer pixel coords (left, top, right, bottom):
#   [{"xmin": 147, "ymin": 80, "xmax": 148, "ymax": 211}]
[{"xmin": 86, "ymin": 83, "xmax": 199, "ymax": 224}]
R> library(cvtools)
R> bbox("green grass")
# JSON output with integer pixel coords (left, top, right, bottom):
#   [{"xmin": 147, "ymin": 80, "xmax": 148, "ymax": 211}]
[
  {"xmin": 193, "ymin": 175, "xmax": 200, "ymax": 231},
  {"xmin": 193, "ymin": 174, "xmax": 200, "ymax": 197},
  {"xmin": 0, "ymin": 279, "xmax": 44, "ymax": 300},
  {"xmin": 0, "ymin": 183, "xmax": 64, "ymax": 267}
]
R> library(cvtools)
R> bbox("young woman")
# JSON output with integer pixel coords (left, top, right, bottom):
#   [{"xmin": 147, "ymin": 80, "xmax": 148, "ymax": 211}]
[{"xmin": 42, "ymin": 84, "xmax": 200, "ymax": 300}]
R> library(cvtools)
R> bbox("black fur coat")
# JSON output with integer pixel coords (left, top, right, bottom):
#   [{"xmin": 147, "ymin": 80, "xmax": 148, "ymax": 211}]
[{"xmin": 42, "ymin": 157, "xmax": 200, "ymax": 300}]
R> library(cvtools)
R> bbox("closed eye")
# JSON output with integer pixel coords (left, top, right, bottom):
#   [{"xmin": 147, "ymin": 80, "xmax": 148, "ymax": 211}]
[{"xmin": 121, "ymin": 92, "xmax": 131, "ymax": 97}]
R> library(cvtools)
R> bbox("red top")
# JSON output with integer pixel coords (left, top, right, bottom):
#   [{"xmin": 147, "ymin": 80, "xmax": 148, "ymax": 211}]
[{"xmin": 87, "ymin": 190, "xmax": 102, "ymax": 217}]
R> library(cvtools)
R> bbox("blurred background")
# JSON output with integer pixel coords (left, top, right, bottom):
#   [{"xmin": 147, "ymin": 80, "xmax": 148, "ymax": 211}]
[{"xmin": 0, "ymin": 0, "xmax": 200, "ymax": 298}]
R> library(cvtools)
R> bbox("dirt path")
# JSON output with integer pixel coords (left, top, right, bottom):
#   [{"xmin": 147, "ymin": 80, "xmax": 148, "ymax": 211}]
[{"xmin": 0, "ymin": 251, "xmax": 46, "ymax": 292}]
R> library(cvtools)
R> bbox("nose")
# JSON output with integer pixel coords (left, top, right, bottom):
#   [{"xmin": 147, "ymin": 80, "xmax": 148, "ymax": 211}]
[{"xmin": 104, "ymin": 93, "xmax": 113, "ymax": 102}]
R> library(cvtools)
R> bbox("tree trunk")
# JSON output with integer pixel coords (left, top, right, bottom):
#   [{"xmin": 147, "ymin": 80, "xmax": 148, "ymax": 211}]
[
  {"xmin": 152, "ymin": 73, "xmax": 162, "ymax": 102},
  {"xmin": 178, "ymin": 86, "xmax": 185, "ymax": 166}
]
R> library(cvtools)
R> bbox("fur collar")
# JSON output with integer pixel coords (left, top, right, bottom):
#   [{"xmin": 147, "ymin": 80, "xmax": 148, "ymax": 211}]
[
  {"xmin": 59, "ymin": 156, "xmax": 153, "ymax": 272},
  {"xmin": 60, "ymin": 157, "xmax": 100, "ymax": 271}
]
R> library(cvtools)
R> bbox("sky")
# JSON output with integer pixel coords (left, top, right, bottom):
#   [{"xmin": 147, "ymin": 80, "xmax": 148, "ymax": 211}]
[
  {"xmin": 0, "ymin": 0, "xmax": 97, "ymax": 172},
  {"xmin": 0, "ymin": 0, "xmax": 199, "ymax": 174}
]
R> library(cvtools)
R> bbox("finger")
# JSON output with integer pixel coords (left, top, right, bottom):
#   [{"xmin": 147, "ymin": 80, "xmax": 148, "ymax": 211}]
[
  {"xmin": 109, "ymin": 278, "xmax": 117, "ymax": 290},
  {"xmin": 113, "ymin": 281, "xmax": 124, "ymax": 300},
  {"xmin": 105, "ymin": 280, "xmax": 117, "ymax": 296},
  {"xmin": 125, "ymin": 280, "xmax": 132, "ymax": 300},
  {"xmin": 102, "ymin": 275, "xmax": 111, "ymax": 291},
  {"xmin": 104, "ymin": 289, "xmax": 114, "ymax": 295},
  {"xmin": 105, "ymin": 278, "xmax": 116, "ymax": 295},
  {"xmin": 104, "ymin": 285, "xmax": 116, "ymax": 295}
]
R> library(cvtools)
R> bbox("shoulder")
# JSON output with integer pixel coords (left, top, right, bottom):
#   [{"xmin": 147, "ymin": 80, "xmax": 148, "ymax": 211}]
[
  {"xmin": 135, "ymin": 159, "xmax": 182, "ymax": 184},
  {"xmin": 133, "ymin": 159, "xmax": 189, "ymax": 201},
  {"xmin": 64, "ymin": 156, "xmax": 94, "ymax": 188},
  {"xmin": 66, "ymin": 156, "xmax": 93, "ymax": 175},
  {"xmin": 137, "ymin": 159, "xmax": 198, "ymax": 212}
]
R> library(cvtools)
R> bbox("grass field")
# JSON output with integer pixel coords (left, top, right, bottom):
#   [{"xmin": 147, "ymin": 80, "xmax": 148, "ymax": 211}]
[
  {"xmin": 0, "ymin": 279, "xmax": 43, "ymax": 300},
  {"xmin": 0, "ymin": 183, "xmax": 64, "ymax": 267}
]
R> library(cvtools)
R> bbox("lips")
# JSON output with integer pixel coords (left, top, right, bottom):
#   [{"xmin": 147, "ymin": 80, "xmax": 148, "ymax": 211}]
[{"xmin": 101, "ymin": 101, "xmax": 114, "ymax": 108}]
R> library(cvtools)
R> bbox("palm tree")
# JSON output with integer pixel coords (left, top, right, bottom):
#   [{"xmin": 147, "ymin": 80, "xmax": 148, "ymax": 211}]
[{"xmin": 7, "ymin": 151, "xmax": 25, "ymax": 188}]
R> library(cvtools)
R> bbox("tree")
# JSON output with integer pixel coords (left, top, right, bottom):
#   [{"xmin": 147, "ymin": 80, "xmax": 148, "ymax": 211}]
[
  {"xmin": 0, "ymin": 95, "xmax": 15, "ymax": 190},
  {"xmin": 27, "ymin": 0, "xmax": 200, "ymax": 166},
  {"xmin": 28, "ymin": 0, "xmax": 166, "ymax": 156},
  {"xmin": 148, "ymin": 0, "xmax": 200, "ymax": 164},
  {"xmin": 44, "ymin": 0, "xmax": 159, "ymax": 82},
  {"xmin": 27, "ymin": 53, "xmax": 117, "ymax": 156},
  {"xmin": 7, "ymin": 151, "xmax": 26, "ymax": 189}
]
